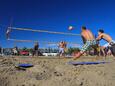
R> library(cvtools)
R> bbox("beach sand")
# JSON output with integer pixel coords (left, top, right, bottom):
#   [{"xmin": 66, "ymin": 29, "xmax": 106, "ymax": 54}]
[{"xmin": 0, "ymin": 56, "xmax": 115, "ymax": 86}]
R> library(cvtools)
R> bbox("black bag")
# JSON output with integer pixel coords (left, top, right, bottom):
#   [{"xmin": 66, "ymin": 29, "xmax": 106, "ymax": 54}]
[{"xmin": 110, "ymin": 44, "xmax": 115, "ymax": 56}]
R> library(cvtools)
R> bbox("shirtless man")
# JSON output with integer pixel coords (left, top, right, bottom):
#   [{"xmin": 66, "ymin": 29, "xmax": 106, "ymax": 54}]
[
  {"xmin": 73, "ymin": 26, "xmax": 96, "ymax": 60},
  {"xmin": 96, "ymin": 29, "xmax": 115, "ymax": 56},
  {"xmin": 33, "ymin": 42, "xmax": 39, "ymax": 56},
  {"xmin": 59, "ymin": 41, "xmax": 65, "ymax": 57}
]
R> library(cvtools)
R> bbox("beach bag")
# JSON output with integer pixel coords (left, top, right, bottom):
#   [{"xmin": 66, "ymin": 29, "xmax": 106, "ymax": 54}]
[{"xmin": 110, "ymin": 44, "xmax": 115, "ymax": 56}]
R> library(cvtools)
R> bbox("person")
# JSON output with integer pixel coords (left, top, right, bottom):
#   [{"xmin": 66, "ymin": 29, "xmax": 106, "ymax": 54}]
[
  {"xmin": 73, "ymin": 26, "xmax": 97, "ymax": 60},
  {"xmin": 12, "ymin": 46, "xmax": 19, "ymax": 55},
  {"xmin": 96, "ymin": 29, "xmax": 115, "ymax": 56},
  {"xmin": 58, "ymin": 41, "xmax": 65, "ymax": 57},
  {"xmin": 33, "ymin": 42, "xmax": 39, "ymax": 56}
]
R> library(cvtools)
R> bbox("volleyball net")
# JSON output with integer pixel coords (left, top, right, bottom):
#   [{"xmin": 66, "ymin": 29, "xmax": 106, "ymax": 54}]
[{"xmin": 6, "ymin": 27, "xmax": 82, "ymax": 48}]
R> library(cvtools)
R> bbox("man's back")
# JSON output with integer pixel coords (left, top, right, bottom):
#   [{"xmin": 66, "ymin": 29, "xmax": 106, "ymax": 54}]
[
  {"xmin": 81, "ymin": 29, "xmax": 94, "ymax": 40},
  {"xmin": 59, "ymin": 42, "xmax": 64, "ymax": 48},
  {"xmin": 100, "ymin": 33, "xmax": 112, "ymax": 42}
]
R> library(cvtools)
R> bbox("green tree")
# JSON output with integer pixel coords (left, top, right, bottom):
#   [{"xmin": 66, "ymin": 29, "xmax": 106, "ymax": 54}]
[
  {"xmin": 22, "ymin": 47, "xmax": 28, "ymax": 51},
  {"xmin": 66, "ymin": 47, "xmax": 80, "ymax": 54}
]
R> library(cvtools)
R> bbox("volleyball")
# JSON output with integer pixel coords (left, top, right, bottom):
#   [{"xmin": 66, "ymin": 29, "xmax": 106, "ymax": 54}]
[{"xmin": 68, "ymin": 26, "xmax": 74, "ymax": 30}]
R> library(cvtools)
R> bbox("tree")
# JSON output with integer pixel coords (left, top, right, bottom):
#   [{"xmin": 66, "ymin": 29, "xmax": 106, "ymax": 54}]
[
  {"xmin": 66, "ymin": 47, "xmax": 80, "ymax": 55},
  {"xmin": 22, "ymin": 47, "xmax": 28, "ymax": 51}
]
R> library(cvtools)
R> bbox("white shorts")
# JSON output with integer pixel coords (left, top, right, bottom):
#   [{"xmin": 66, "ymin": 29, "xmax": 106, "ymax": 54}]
[
  {"xmin": 103, "ymin": 40, "xmax": 115, "ymax": 48},
  {"xmin": 59, "ymin": 48, "xmax": 64, "ymax": 53},
  {"xmin": 103, "ymin": 43, "xmax": 111, "ymax": 48}
]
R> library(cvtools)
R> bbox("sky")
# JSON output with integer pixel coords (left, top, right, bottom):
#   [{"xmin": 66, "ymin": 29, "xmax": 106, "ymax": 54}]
[{"xmin": 0, "ymin": 0, "xmax": 115, "ymax": 48}]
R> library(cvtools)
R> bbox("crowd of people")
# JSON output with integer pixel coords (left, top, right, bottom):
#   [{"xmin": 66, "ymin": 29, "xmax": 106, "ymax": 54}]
[{"xmin": 0, "ymin": 42, "xmax": 41, "ymax": 56}]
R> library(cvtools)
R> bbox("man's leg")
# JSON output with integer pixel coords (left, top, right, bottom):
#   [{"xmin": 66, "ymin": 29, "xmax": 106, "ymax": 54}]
[
  {"xmin": 59, "ymin": 48, "xmax": 62, "ymax": 57},
  {"xmin": 73, "ymin": 51, "xmax": 84, "ymax": 60},
  {"xmin": 73, "ymin": 41, "xmax": 90, "ymax": 60},
  {"xmin": 102, "ymin": 43, "xmax": 110, "ymax": 57},
  {"xmin": 36, "ymin": 50, "xmax": 38, "ymax": 56},
  {"xmin": 60, "ymin": 48, "xmax": 65, "ymax": 57}
]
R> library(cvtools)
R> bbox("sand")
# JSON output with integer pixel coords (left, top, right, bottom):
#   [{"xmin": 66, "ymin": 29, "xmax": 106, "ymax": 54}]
[{"xmin": 0, "ymin": 56, "xmax": 115, "ymax": 86}]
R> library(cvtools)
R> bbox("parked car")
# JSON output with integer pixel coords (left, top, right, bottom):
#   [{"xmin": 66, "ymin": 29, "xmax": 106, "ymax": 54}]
[
  {"xmin": 19, "ymin": 50, "xmax": 29, "ymax": 56},
  {"xmin": 3, "ymin": 48, "xmax": 13, "ymax": 55}
]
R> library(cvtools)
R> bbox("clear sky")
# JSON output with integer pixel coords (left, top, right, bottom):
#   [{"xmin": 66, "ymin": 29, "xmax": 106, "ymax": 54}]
[{"xmin": 0, "ymin": 0, "xmax": 115, "ymax": 48}]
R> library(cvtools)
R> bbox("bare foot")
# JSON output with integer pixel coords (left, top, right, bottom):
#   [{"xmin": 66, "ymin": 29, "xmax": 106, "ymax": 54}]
[{"xmin": 73, "ymin": 52, "xmax": 82, "ymax": 60}]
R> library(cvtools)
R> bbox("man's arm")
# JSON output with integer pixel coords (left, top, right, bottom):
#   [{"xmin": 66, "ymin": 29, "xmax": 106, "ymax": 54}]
[
  {"xmin": 81, "ymin": 36, "xmax": 86, "ymax": 44},
  {"xmin": 96, "ymin": 35, "xmax": 102, "ymax": 41},
  {"xmin": 81, "ymin": 32, "xmax": 86, "ymax": 44}
]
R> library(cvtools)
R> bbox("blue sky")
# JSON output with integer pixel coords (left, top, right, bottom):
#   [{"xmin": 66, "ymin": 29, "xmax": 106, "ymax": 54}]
[{"xmin": 0, "ymin": 0, "xmax": 115, "ymax": 48}]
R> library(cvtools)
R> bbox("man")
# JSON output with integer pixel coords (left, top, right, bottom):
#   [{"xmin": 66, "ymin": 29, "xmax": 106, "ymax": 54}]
[
  {"xmin": 33, "ymin": 42, "xmax": 39, "ymax": 56},
  {"xmin": 59, "ymin": 41, "xmax": 65, "ymax": 57},
  {"xmin": 13, "ymin": 46, "xmax": 19, "ymax": 55},
  {"xmin": 73, "ymin": 26, "xmax": 96, "ymax": 60},
  {"xmin": 96, "ymin": 29, "xmax": 115, "ymax": 56}
]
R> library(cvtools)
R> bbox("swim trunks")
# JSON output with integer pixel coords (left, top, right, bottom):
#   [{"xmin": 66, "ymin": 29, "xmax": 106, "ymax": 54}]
[
  {"xmin": 81, "ymin": 40, "xmax": 96, "ymax": 52},
  {"xmin": 59, "ymin": 48, "xmax": 64, "ymax": 53}
]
